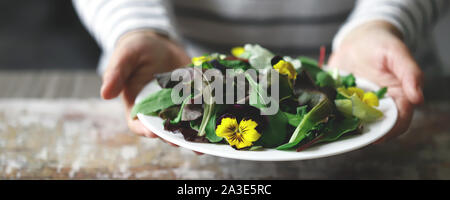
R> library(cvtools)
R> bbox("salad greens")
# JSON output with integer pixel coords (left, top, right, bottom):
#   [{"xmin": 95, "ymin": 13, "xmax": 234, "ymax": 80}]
[{"xmin": 132, "ymin": 44, "xmax": 387, "ymax": 151}]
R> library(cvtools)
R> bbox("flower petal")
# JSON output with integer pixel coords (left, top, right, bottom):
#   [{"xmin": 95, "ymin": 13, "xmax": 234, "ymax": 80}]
[
  {"xmin": 235, "ymin": 138, "xmax": 253, "ymax": 149},
  {"xmin": 191, "ymin": 56, "xmax": 211, "ymax": 66},
  {"xmin": 273, "ymin": 60, "xmax": 297, "ymax": 80},
  {"xmin": 241, "ymin": 128, "xmax": 261, "ymax": 143},
  {"xmin": 346, "ymin": 87, "xmax": 365, "ymax": 99},
  {"xmin": 363, "ymin": 92, "xmax": 379, "ymax": 107},
  {"xmin": 231, "ymin": 47, "xmax": 245, "ymax": 57},
  {"xmin": 239, "ymin": 119, "xmax": 258, "ymax": 132},
  {"xmin": 216, "ymin": 117, "xmax": 238, "ymax": 138}
]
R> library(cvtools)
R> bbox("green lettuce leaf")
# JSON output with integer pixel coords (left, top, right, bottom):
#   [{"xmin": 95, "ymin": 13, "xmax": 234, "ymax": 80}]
[
  {"xmin": 341, "ymin": 74, "xmax": 356, "ymax": 88},
  {"xmin": 317, "ymin": 117, "xmax": 361, "ymax": 143},
  {"xmin": 276, "ymin": 97, "xmax": 334, "ymax": 150},
  {"xmin": 131, "ymin": 88, "xmax": 176, "ymax": 119},
  {"xmin": 255, "ymin": 110, "xmax": 289, "ymax": 148},
  {"xmin": 283, "ymin": 106, "xmax": 308, "ymax": 127},
  {"xmin": 204, "ymin": 104, "xmax": 226, "ymax": 143},
  {"xmin": 350, "ymin": 94, "xmax": 383, "ymax": 122},
  {"xmin": 375, "ymin": 87, "xmax": 388, "ymax": 99}
]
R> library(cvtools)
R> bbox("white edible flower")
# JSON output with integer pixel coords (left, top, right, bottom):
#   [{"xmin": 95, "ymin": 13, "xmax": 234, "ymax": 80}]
[{"xmin": 244, "ymin": 44, "xmax": 274, "ymax": 69}]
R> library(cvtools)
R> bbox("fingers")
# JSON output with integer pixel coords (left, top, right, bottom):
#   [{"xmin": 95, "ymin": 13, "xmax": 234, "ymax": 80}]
[
  {"xmin": 127, "ymin": 117, "xmax": 180, "ymax": 147},
  {"xmin": 127, "ymin": 117, "xmax": 158, "ymax": 138},
  {"xmin": 101, "ymin": 47, "xmax": 140, "ymax": 100},
  {"xmin": 374, "ymin": 88, "xmax": 414, "ymax": 144},
  {"xmin": 389, "ymin": 45, "xmax": 424, "ymax": 105}
]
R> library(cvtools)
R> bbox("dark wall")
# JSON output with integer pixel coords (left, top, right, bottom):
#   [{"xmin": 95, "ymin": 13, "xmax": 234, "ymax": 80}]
[{"xmin": 0, "ymin": 1, "xmax": 100, "ymax": 70}]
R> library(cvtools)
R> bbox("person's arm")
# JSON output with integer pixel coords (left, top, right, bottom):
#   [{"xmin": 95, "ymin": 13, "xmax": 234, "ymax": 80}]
[
  {"xmin": 329, "ymin": 0, "xmax": 449, "ymax": 143},
  {"xmin": 333, "ymin": 0, "xmax": 449, "ymax": 51},
  {"xmin": 73, "ymin": 0, "xmax": 191, "ymax": 142},
  {"xmin": 72, "ymin": 0, "xmax": 180, "ymax": 73}
]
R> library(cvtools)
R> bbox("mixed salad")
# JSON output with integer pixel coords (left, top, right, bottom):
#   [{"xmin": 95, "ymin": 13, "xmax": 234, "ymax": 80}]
[{"xmin": 131, "ymin": 44, "xmax": 388, "ymax": 152}]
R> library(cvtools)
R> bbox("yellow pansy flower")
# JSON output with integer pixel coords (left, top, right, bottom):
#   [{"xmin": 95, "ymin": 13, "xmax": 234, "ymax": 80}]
[
  {"xmin": 338, "ymin": 87, "xmax": 364, "ymax": 99},
  {"xmin": 362, "ymin": 92, "xmax": 379, "ymax": 107},
  {"xmin": 338, "ymin": 87, "xmax": 379, "ymax": 107},
  {"xmin": 231, "ymin": 46, "xmax": 245, "ymax": 57},
  {"xmin": 191, "ymin": 56, "xmax": 211, "ymax": 66},
  {"xmin": 273, "ymin": 60, "xmax": 297, "ymax": 80},
  {"xmin": 216, "ymin": 117, "xmax": 261, "ymax": 150}
]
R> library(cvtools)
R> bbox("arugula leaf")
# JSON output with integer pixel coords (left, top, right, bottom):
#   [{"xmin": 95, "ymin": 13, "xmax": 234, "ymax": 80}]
[
  {"xmin": 204, "ymin": 104, "xmax": 226, "ymax": 143},
  {"xmin": 190, "ymin": 119, "xmax": 201, "ymax": 131},
  {"xmin": 198, "ymin": 103, "xmax": 213, "ymax": 137},
  {"xmin": 341, "ymin": 74, "xmax": 356, "ymax": 88},
  {"xmin": 197, "ymin": 71, "xmax": 216, "ymax": 137},
  {"xmin": 375, "ymin": 87, "xmax": 388, "ymax": 99},
  {"xmin": 245, "ymin": 72, "xmax": 269, "ymax": 109},
  {"xmin": 283, "ymin": 106, "xmax": 308, "ymax": 127},
  {"xmin": 276, "ymin": 97, "xmax": 334, "ymax": 150},
  {"xmin": 131, "ymin": 88, "xmax": 176, "ymax": 119},
  {"xmin": 169, "ymin": 94, "xmax": 193, "ymax": 124}
]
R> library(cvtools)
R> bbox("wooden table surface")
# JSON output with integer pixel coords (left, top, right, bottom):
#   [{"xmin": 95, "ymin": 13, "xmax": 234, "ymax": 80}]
[{"xmin": 0, "ymin": 70, "xmax": 449, "ymax": 179}]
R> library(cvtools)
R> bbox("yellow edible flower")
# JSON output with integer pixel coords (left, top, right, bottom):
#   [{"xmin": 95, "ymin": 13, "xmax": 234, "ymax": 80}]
[
  {"xmin": 339, "ymin": 87, "xmax": 364, "ymax": 99},
  {"xmin": 362, "ymin": 92, "xmax": 379, "ymax": 107},
  {"xmin": 231, "ymin": 46, "xmax": 245, "ymax": 57},
  {"xmin": 216, "ymin": 117, "xmax": 261, "ymax": 150},
  {"xmin": 191, "ymin": 56, "xmax": 211, "ymax": 66},
  {"xmin": 273, "ymin": 60, "xmax": 297, "ymax": 80},
  {"xmin": 338, "ymin": 87, "xmax": 379, "ymax": 107}
]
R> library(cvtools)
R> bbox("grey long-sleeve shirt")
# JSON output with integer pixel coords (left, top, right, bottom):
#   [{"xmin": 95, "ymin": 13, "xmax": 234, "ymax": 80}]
[{"xmin": 72, "ymin": 0, "xmax": 449, "ymax": 74}]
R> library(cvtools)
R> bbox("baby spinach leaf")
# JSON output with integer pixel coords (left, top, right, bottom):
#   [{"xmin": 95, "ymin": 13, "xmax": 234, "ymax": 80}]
[
  {"xmin": 317, "ymin": 117, "xmax": 361, "ymax": 143},
  {"xmin": 131, "ymin": 88, "xmax": 176, "ymax": 119},
  {"xmin": 255, "ymin": 110, "xmax": 288, "ymax": 148}
]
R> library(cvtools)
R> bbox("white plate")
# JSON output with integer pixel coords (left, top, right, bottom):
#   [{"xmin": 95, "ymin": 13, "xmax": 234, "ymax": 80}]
[{"xmin": 136, "ymin": 77, "xmax": 397, "ymax": 161}]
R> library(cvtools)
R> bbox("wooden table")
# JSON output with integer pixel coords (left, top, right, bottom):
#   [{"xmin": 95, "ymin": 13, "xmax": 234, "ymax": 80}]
[{"xmin": 1, "ymin": 70, "xmax": 449, "ymax": 179}]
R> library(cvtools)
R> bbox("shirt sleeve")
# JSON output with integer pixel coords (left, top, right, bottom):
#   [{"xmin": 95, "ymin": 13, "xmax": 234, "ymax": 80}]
[
  {"xmin": 333, "ymin": 0, "xmax": 449, "ymax": 51},
  {"xmin": 72, "ymin": 0, "xmax": 179, "ymax": 73}
]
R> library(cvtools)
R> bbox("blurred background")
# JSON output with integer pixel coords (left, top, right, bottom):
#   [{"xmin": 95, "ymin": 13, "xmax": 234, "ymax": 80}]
[
  {"xmin": 0, "ymin": 1, "xmax": 449, "ymax": 179},
  {"xmin": 0, "ymin": 1, "xmax": 100, "ymax": 70},
  {"xmin": 1, "ymin": 1, "xmax": 449, "ymax": 73}
]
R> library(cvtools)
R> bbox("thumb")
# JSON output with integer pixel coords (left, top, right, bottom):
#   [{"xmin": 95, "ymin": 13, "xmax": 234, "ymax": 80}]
[
  {"xmin": 101, "ymin": 47, "xmax": 140, "ymax": 99},
  {"xmin": 389, "ymin": 45, "xmax": 424, "ymax": 105}
]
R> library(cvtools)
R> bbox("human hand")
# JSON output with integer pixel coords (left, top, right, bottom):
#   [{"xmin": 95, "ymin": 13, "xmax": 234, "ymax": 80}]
[
  {"xmin": 328, "ymin": 20, "xmax": 424, "ymax": 143},
  {"xmin": 100, "ymin": 30, "xmax": 190, "ymax": 143}
]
